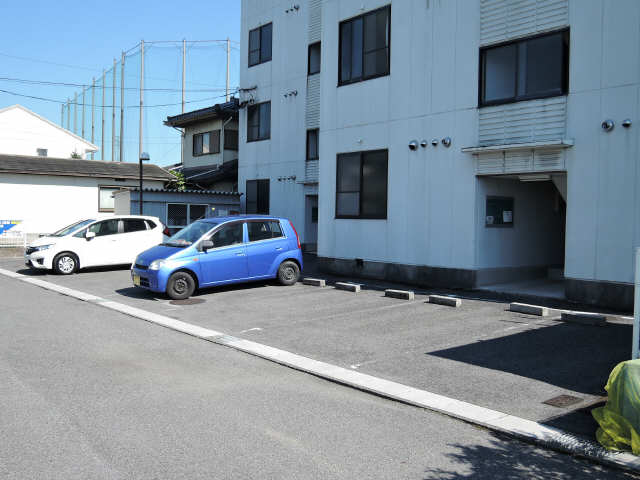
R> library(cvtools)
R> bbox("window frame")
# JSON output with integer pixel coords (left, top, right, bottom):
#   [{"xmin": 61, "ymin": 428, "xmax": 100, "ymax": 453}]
[
  {"xmin": 204, "ymin": 220, "xmax": 246, "ymax": 250},
  {"xmin": 308, "ymin": 42, "xmax": 321, "ymax": 76},
  {"xmin": 193, "ymin": 130, "xmax": 220, "ymax": 156},
  {"xmin": 122, "ymin": 218, "xmax": 149, "ymax": 233},
  {"xmin": 306, "ymin": 129, "xmax": 319, "ymax": 161},
  {"xmin": 166, "ymin": 203, "xmax": 209, "ymax": 234},
  {"xmin": 248, "ymin": 22, "xmax": 273, "ymax": 67},
  {"xmin": 246, "ymin": 219, "xmax": 286, "ymax": 244},
  {"xmin": 98, "ymin": 185, "xmax": 121, "ymax": 213},
  {"xmin": 478, "ymin": 28, "xmax": 570, "ymax": 108},
  {"xmin": 245, "ymin": 179, "xmax": 270, "ymax": 215},
  {"xmin": 224, "ymin": 129, "xmax": 239, "ymax": 151},
  {"xmin": 338, "ymin": 5, "xmax": 391, "ymax": 87},
  {"xmin": 335, "ymin": 149, "xmax": 388, "ymax": 220},
  {"xmin": 485, "ymin": 196, "xmax": 515, "ymax": 228},
  {"xmin": 247, "ymin": 101, "xmax": 271, "ymax": 143}
]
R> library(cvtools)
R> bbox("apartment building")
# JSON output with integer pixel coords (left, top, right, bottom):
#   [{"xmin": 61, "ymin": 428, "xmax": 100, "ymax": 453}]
[{"xmin": 239, "ymin": 0, "xmax": 640, "ymax": 310}]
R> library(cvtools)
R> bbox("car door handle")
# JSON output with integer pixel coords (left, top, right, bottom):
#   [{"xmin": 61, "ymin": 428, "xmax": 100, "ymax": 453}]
[
  {"xmin": 276, "ymin": 247, "xmax": 283, "ymax": 251},
  {"xmin": 236, "ymin": 252, "xmax": 246, "ymax": 256}
]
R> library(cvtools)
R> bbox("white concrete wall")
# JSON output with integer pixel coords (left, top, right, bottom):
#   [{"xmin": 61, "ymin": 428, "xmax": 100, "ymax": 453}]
[
  {"xmin": 0, "ymin": 106, "xmax": 97, "ymax": 159},
  {"xmin": 183, "ymin": 118, "xmax": 239, "ymax": 170},
  {"xmin": 239, "ymin": 0, "xmax": 309, "ymax": 240},
  {"xmin": 0, "ymin": 174, "xmax": 163, "ymax": 234}
]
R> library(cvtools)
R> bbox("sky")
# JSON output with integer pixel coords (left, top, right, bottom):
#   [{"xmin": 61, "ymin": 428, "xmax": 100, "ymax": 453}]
[{"xmin": 0, "ymin": 0, "xmax": 241, "ymax": 166}]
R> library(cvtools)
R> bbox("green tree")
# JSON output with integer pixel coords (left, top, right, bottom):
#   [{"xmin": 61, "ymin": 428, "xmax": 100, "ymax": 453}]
[{"xmin": 167, "ymin": 170, "xmax": 186, "ymax": 191}]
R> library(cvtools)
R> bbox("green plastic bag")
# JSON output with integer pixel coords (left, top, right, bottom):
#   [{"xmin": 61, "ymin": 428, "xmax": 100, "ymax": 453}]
[{"xmin": 592, "ymin": 359, "xmax": 640, "ymax": 454}]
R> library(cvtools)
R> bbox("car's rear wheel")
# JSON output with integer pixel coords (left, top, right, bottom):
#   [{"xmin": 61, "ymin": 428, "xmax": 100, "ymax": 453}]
[
  {"xmin": 166, "ymin": 271, "xmax": 196, "ymax": 300},
  {"xmin": 277, "ymin": 260, "xmax": 300, "ymax": 286},
  {"xmin": 53, "ymin": 252, "xmax": 78, "ymax": 275}
]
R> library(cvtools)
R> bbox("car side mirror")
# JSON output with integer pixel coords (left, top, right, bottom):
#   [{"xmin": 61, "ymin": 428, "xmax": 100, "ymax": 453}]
[
  {"xmin": 201, "ymin": 239, "xmax": 214, "ymax": 251},
  {"xmin": 85, "ymin": 231, "xmax": 96, "ymax": 240}
]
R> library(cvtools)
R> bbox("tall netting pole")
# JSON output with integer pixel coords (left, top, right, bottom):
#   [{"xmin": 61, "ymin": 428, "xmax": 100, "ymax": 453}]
[
  {"xmin": 226, "ymin": 37, "xmax": 230, "ymax": 102},
  {"xmin": 91, "ymin": 78, "xmax": 96, "ymax": 159},
  {"xmin": 81, "ymin": 88, "xmax": 86, "ymax": 139},
  {"xmin": 182, "ymin": 39, "xmax": 186, "ymax": 113},
  {"xmin": 101, "ymin": 70, "xmax": 106, "ymax": 160},
  {"xmin": 139, "ymin": 40, "xmax": 145, "ymax": 160},
  {"xmin": 60, "ymin": 104, "xmax": 64, "ymax": 128},
  {"xmin": 73, "ymin": 92, "xmax": 77, "ymax": 135},
  {"xmin": 120, "ymin": 52, "xmax": 125, "ymax": 162},
  {"xmin": 112, "ymin": 59, "xmax": 117, "ymax": 162},
  {"xmin": 66, "ymin": 99, "xmax": 70, "ymax": 130}
]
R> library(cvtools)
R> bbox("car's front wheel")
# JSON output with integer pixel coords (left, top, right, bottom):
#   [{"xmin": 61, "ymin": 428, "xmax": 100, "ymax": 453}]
[
  {"xmin": 53, "ymin": 252, "xmax": 78, "ymax": 275},
  {"xmin": 277, "ymin": 260, "xmax": 300, "ymax": 286},
  {"xmin": 166, "ymin": 271, "xmax": 196, "ymax": 300}
]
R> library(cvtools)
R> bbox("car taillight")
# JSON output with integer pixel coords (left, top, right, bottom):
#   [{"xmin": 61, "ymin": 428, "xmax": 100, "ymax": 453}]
[
  {"xmin": 163, "ymin": 227, "xmax": 171, "ymax": 236},
  {"xmin": 290, "ymin": 222, "xmax": 301, "ymax": 249}
]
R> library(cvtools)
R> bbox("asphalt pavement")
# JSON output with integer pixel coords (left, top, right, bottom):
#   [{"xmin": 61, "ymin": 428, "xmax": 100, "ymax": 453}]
[{"xmin": 1, "ymin": 271, "xmax": 637, "ymax": 478}]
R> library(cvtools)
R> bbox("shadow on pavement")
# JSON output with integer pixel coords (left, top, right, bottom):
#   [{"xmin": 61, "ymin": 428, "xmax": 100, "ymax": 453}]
[
  {"xmin": 428, "ymin": 322, "xmax": 629, "ymax": 395},
  {"xmin": 421, "ymin": 433, "xmax": 635, "ymax": 479}
]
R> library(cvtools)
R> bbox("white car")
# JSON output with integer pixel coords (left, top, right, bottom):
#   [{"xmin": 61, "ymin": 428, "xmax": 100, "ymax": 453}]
[{"xmin": 25, "ymin": 216, "xmax": 168, "ymax": 275}]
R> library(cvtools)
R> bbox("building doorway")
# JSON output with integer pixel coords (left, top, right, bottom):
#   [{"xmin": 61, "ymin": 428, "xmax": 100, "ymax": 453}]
[{"xmin": 304, "ymin": 195, "xmax": 318, "ymax": 253}]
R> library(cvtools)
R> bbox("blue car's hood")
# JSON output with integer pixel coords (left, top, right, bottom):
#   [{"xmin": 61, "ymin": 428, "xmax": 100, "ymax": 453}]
[{"xmin": 135, "ymin": 244, "xmax": 195, "ymax": 266}]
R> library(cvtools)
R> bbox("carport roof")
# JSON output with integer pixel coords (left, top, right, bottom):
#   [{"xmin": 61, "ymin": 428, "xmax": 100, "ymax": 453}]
[{"xmin": 0, "ymin": 154, "xmax": 175, "ymax": 181}]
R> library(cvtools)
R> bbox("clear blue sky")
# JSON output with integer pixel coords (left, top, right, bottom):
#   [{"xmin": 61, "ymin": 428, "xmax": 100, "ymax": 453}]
[{"xmin": 0, "ymin": 0, "xmax": 241, "ymax": 166}]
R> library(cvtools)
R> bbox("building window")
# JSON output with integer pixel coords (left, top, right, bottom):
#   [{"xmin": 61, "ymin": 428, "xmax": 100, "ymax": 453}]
[
  {"xmin": 247, "ymin": 102, "xmax": 271, "ymax": 142},
  {"xmin": 335, "ymin": 149, "xmax": 387, "ymax": 219},
  {"xmin": 249, "ymin": 23, "xmax": 272, "ymax": 67},
  {"xmin": 479, "ymin": 29, "xmax": 569, "ymax": 107},
  {"xmin": 246, "ymin": 179, "xmax": 270, "ymax": 214},
  {"xmin": 339, "ymin": 5, "xmax": 391, "ymax": 86},
  {"xmin": 193, "ymin": 130, "xmax": 220, "ymax": 156},
  {"xmin": 98, "ymin": 186, "xmax": 120, "ymax": 212},
  {"xmin": 36, "ymin": 148, "xmax": 48, "ymax": 157},
  {"xmin": 308, "ymin": 42, "xmax": 321, "ymax": 75},
  {"xmin": 306, "ymin": 129, "xmax": 319, "ymax": 161},
  {"xmin": 311, "ymin": 207, "xmax": 318, "ymax": 223},
  {"xmin": 224, "ymin": 129, "xmax": 239, "ymax": 151},
  {"xmin": 167, "ymin": 203, "xmax": 208, "ymax": 235},
  {"xmin": 485, "ymin": 197, "xmax": 514, "ymax": 227}
]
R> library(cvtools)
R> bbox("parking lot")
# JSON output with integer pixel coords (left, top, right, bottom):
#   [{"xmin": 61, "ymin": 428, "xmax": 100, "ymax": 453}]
[{"xmin": 0, "ymin": 255, "xmax": 632, "ymax": 441}]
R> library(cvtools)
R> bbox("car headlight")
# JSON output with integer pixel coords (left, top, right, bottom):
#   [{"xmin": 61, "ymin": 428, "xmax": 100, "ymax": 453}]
[
  {"xmin": 148, "ymin": 259, "xmax": 167, "ymax": 271},
  {"xmin": 34, "ymin": 244, "xmax": 53, "ymax": 252}
]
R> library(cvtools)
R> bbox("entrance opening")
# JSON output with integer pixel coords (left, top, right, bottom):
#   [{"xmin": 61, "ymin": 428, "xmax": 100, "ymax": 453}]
[
  {"xmin": 476, "ymin": 174, "xmax": 567, "ymax": 299},
  {"xmin": 304, "ymin": 195, "xmax": 318, "ymax": 253}
]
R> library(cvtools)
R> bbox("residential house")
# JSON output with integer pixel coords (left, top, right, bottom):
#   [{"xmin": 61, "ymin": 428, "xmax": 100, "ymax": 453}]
[{"xmin": 239, "ymin": 0, "xmax": 640, "ymax": 310}]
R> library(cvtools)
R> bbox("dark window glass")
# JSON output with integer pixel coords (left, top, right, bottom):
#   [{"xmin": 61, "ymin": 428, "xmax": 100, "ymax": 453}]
[
  {"xmin": 145, "ymin": 220, "xmax": 157, "ymax": 229},
  {"xmin": 480, "ymin": 30, "xmax": 569, "ymax": 106},
  {"xmin": 485, "ymin": 197, "xmax": 514, "ymax": 227},
  {"xmin": 336, "ymin": 150, "xmax": 387, "ymax": 219},
  {"xmin": 210, "ymin": 130, "xmax": 220, "ymax": 154},
  {"xmin": 88, "ymin": 219, "xmax": 119, "ymax": 237},
  {"xmin": 247, "ymin": 102, "xmax": 270, "ymax": 142},
  {"xmin": 247, "ymin": 220, "xmax": 282, "ymax": 242},
  {"xmin": 308, "ymin": 42, "xmax": 321, "ymax": 75},
  {"xmin": 246, "ymin": 179, "xmax": 270, "ymax": 214},
  {"xmin": 123, "ymin": 219, "xmax": 147, "ymax": 233},
  {"xmin": 210, "ymin": 223, "xmax": 243, "ymax": 248},
  {"xmin": 193, "ymin": 133, "xmax": 203, "ymax": 156},
  {"xmin": 269, "ymin": 221, "xmax": 283, "ymax": 238},
  {"xmin": 224, "ymin": 130, "xmax": 238, "ymax": 150},
  {"xmin": 168, "ymin": 203, "xmax": 188, "ymax": 227},
  {"xmin": 249, "ymin": 23, "xmax": 272, "ymax": 67},
  {"xmin": 306, "ymin": 129, "xmax": 319, "ymax": 161},
  {"xmin": 189, "ymin": 204, "xmax": 208, "ymax": 223},
  {"xmin": 193, "ymin": 131, "xmax": 219, "ymax": 155},
  {"xmin": 311, "ymin": 207, "xmax": 318, "ymax": 223},
  {"xmin": 339, "ymin": 6, "xmax": 390, "ymax": 85}
]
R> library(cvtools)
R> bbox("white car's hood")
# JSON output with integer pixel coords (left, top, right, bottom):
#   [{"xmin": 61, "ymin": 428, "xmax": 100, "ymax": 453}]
[{"xmin": 28, "ymin": 236, "xmax": 58, "ymax": 247}]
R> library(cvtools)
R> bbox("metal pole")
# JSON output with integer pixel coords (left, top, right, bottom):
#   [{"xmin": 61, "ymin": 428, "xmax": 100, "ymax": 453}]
[
  {"xmin": 101, "ymin": 70, "xmax": 105, "ymax": 160},
  {"xmin": 226, "ymin": 37, "xmax": 230, "ymax": 101},
  {"xmin": 120, "ymin": 52, "xmax": 125, "ymax": 163},
  {"xmin": 139, "ymin": 157, "xmax": 143, "ymax": 214},
  {"xmin": 112, "ymin": 59, "xmax": 116, "ymax": 162},
  {"xmin": 91, "ymin": 78, "xmax": 95, "ymax": 160},
  {"xmin": 182, "ymin": 39, "xmax": 186, "ymax": 113},
  {"xmin": 61, "ymin": 103, "xmax": 64, "ymax": 127},
  {"xmin": 81, "ymin": 87, "xmax": 86, "ymax": 139},
  {"xmin": 73, "ymin": 93, "xmax": 77, "ymax": 134},
  {"xmin": 139, "ymin": 40, "xmax": 144, "ymax": 160},
  {"xmin": 66, "ymin": 99, "xmax": 70, "ymax": 130},
  {"xmin": 633, "ymin": 247, "xmax": 640, "ymax": 359}
]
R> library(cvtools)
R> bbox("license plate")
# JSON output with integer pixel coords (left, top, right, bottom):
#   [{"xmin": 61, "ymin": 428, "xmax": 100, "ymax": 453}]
[{"xmin": 133, "ymin": 274, "xmax": 141, "ymax": 286}]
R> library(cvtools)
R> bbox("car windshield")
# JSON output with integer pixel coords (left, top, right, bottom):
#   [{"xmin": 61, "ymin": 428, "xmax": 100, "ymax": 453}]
[
  {"xmin": 162, "ymin": 220, "xmax": 217, "ymax": 247},
  {"xmin": 50, "ymin": 219, "xmax": 96, "ymax": 237}
]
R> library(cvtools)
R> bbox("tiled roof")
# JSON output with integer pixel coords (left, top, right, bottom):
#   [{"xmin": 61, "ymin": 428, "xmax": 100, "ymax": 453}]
[
  {"xmin": 129, "ymin": 187, "xmax": 241, "ymax": 197},
  {"xmin": 164, "ymin": 98, "xmax": 239, "ymax": 127}
]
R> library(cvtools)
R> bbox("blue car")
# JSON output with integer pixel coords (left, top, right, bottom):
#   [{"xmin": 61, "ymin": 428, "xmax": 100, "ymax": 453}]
[{"xmin": 131, "ymin": 216, "xmax": 303, "ymax": 300}]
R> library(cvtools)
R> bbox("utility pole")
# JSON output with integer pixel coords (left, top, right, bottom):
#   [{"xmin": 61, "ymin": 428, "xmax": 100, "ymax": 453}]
[
  {"xmin": 112, "ymin": 59, "xmax": 116, "ymax": 162},
  {"xmin": 101, "ymin": 70, "xmax": 106, "ymax": 160},
  {"xmin": 226, "ymin": 37, "xmax": 230, "ymax": 101},
  {"xmin": 91, "ymin": 78, "xmax": 96, "ymax": 159},
  {"xmin": 120, "ymin": 51, "xmax": 125, "ymax": 163},
  {"xmin": 81, "ymin": 87, "xmax": 86, "ymax": 139},
  {"xmin": 182, "ymin": 39, "xmax": 186, "ymax": 113},
  {"xmin": 139, "ymin": 40, "xmax": 144, "ymax": 160},
  {"xmin": 73, "ymin": 93, "xmax": 77, "ymax": 134}
]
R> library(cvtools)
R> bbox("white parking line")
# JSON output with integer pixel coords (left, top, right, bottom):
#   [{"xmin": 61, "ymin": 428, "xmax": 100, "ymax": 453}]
[{"xmin": 1, "ymin": 266, "xmax": 638, "ymax": 474}]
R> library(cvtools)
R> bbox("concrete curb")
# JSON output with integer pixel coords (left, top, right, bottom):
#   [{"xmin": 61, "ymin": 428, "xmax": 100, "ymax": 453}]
[
  {"xmin": 510, "ymin": 302, "xmax": 550, "ymax": 316},
  {"xmin": 303, "ymin": 278, "xmax": 326, "ymax": 287},
  {"xmin": 561, "ymin": 311, "xmax": 607, "ymax": 326},
  {"xmin": 1, "ymin": 267, "xmax": 639, "ymax": 474},
  {"xmin": 335, "ymin": 282, "xmax": 361, "ymax": 293},
  {"xmin": 385, "ymin": 289, "xmax": 415, "ymax": 300},
  {"xmin": 429, "ymin": 295, "xmax": 462, "ymax": 307}
]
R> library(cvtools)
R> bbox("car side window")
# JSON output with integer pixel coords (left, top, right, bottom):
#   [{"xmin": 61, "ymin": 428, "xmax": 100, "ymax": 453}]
[
  {"xmin": 123, "ymin": 219, "xmax": 147, "ymax": 233},
  {"xmin": 210, "ymin": 223, "xmax": 244, "ymax": 249},
  {"xmin": 87, "ymin": 219, "xmax": 119, "ymax": 237},
  {"xmin": 247, "ymin": 221, "xmax": 284, "ymax": 242}
]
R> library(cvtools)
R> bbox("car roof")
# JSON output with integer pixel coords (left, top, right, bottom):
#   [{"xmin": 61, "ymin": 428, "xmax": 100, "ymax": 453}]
[{"xmin": 200, "ymin": 215, "xmax": 286, "ymax": 224}]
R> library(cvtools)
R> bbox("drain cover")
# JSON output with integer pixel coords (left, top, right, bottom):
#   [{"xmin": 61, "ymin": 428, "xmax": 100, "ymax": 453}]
[
  {"xmin": 543, "ymin": 395, "xmax": 583, "ymax": 408},
  {"xmin": 169, "ymin": 298, "xmax": 206, "ymax": 306}
]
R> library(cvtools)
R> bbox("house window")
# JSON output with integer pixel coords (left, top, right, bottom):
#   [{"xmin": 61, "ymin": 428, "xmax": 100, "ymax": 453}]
[
  {"xmin": 336, "ymin": 149, "xmax": 388, "ymax": 219},
  {"xmin": 224, "ymin": 129, "xmax": 239, "ymax": 151},
  {"xmin": 339, "ymin": 6, "xmax": 391, "ymax": 86},
  {"xmin": 308, "ymin": 42, "xmax": 321, "ymax": 75},
  {"xmin": 249, "ymin": 23, "xmax": 272, "ymax": 67},
  {"xmin": 167, "ymin": 203, "xmax": 209, "ymax": 235},
  {"xmin": 246, "ymin": 179, "xmax": 270, "ymax": 214},
  {"xmin": 247, "ymin": 102, "xmax": 271, "ymax": 142},
  {"xmin": 479, "ymin": 29, "xmax": 569, "ymax": 107},
  {"xmin": 193, "ymin": 130, "xmax": 220, "ymax": 156},
  {"xmin": 98, "ymin": 186, "xmax": 120, "ymax": 212},
  {"xmin": 306, "ymin": 129, "xmax": 319, "ymax": 161},
  {"xmin": 485, "ymin": 197, "xmax": 514, "ymax": 227},
  {"xmin": 37, "ymin": 148, "xmax": 48, "ymax": 157}
]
